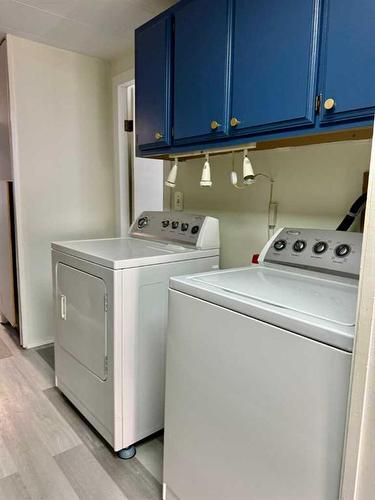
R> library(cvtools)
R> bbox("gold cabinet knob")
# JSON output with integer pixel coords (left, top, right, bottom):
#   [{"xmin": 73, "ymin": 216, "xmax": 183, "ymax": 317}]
[
  {"xmin": 230, "ymin": 117, "xmax": 240, "ymax": 127},
  {"xmin": 210, "ymin": 120, "xmax": 221, "ymax": 130},
  {"xmin": 324, "ymin": 98, "xmax": 336, "ymax": 111},
  {"xmin": 155, "ymin": 131, "xmax": 164, "ymax": 140}
]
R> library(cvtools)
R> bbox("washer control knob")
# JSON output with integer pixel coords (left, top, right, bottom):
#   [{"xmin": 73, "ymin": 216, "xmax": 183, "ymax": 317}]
[
  {"xmin": 161, "ymin": 220, "xmax": 169, "ymax": 228},
  {"xmin": 293, "ymin": 240, "xmax": 306, "ymax": 253},
  {"xmin": 313, "ymin": 241, "xmax": 328, "ymax": 254},
  {"xmin": 335, "ymin": 244, "xmax": 351, "ymax": 258},
  {"xmin": 171, "ymin": 221, "xmax": 179, "ymax": 229},
  {"xmin": 273, "ymin": 239, "xmax": 287, "ymax": 251},
  {"xmin": 191, "ymin": 225, "xmax": 200, "ymax": 235},
  {"xmin": 137, "ymin": 216, "xmax": 148, "ymax": 229},
  {"xmin": 181, "ymin": 223, "xmax": 189, "ymax": 232}
]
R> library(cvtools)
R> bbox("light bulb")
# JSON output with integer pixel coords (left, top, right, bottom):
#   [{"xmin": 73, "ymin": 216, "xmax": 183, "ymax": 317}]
[
  {"xmin": 200, "ymin": 154, "xmax": 212, "ymax": 187},
  {"xmin": 165, "ymin": 159, "xmax": 178, "ymax": 188}
]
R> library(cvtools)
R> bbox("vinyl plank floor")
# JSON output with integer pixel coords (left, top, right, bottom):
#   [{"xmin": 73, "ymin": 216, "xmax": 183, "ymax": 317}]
[
  {"xmin": 0, "ymin": 337, "xmax": 11, "ymax": 360},
  {"xmin": 0, "ymin": 435, "xmax": 17, "ymax": 480},
  {"xmin": 136, "ymin": 438, "xmax": 163, "ymax": 484},
  {"xmin": 55, "ymin": 444, "xmax": 127, "ymax": 500},
  {"xmin": 35, "ymin": 344, "xmax": 55, "ymax": 369},
  {"xmin": 0, "ymin": 473, "xmax": 31, "ymax": 500},
  {"xmin": 0, "ymin": 357, "xmax": 81, "ymax": 456},
  {"xmin": 45, "ymin": 388, "xmax": 163, "ymax": 500},
  {"xmin": 0, "ymin": 324, "xmax": 164, "ymax": 500}
]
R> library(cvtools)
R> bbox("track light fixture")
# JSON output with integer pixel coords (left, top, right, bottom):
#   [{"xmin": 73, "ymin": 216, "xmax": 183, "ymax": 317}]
[
  {"xmin": 165, "ymin": 158, "xmax": 179, "ymax": 188},
  {"xmin": 242, "ymin": 149, "xmax": 256, "ymax": 185},
  {"xmin": 200, "ymin": 153, "xmax": 212, "ymax": 187}
]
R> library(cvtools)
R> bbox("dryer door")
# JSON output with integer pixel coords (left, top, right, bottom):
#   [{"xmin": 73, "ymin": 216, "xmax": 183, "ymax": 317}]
[{"xmin": 56, "ymin": 263, "xmax": 108, "ymax": 381}]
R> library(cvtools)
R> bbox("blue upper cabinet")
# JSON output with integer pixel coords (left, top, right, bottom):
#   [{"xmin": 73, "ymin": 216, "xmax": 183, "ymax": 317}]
[
  {"xmin": 135, "ymin": 15, "xmax": 172, "ymax": 150},
  {"xmin": 319, "ymin": 0, "xmax": 375, "ymax": 124},
  {"xmin": 173, "ymin": 0, "xmax": 231, "ymax": 144},
  {"xmin": 229, "ymin": 0, "xmax": 320, "ymax": 136}
]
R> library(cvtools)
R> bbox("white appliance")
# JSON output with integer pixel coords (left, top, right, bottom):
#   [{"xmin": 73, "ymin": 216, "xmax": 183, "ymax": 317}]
[
  {"xmin": 163, "ymin": 228, "xmax": 362, "ymax": 500},
  {"xmin": 52, "ymin": 211, "xmax": 219, "ymax": 459}
]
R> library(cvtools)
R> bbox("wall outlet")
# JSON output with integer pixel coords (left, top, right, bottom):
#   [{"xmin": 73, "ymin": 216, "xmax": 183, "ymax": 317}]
[{"xmin": 174, "ymin": 191, "xmax": 184, "ymax": 211}]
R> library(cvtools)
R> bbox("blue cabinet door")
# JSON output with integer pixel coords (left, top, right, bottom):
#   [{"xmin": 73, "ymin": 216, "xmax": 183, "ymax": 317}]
[
  {"xmin": 230, "ymin": 0, "xmax": 320, "ymax": 136},
  {"xmin": 319, "ymin": 0, "xmax": 375, "ymax": 124},
  {"xmin": 173, "ymin": 0, "xmax": 231, "ymax": 144},
  {"xmin": 135, "ymin": 16, "xmax": 172, "ymax": 150}
]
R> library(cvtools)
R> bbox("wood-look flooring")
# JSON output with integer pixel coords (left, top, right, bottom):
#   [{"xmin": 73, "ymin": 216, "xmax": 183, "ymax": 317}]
[{"xmin": 0, "ymin": 325, "xmax": 163, "ymax": 500}]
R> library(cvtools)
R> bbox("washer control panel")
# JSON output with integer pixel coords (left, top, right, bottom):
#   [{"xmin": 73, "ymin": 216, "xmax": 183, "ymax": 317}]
[
  {"xmin": 263, "ymin": 228, "xmax": 362, "ymax": 277},
  {"xmin": 129, "ymin": 211, "xmax": 220, "ymax": 250}
]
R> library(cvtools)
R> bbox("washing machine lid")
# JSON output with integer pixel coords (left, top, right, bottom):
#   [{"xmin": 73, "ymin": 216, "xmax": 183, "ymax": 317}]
[
  {"xmin": 170, "ymin": 266, "xmax": 358, "ymax": 351},
  {"xmin": 52, "ymin": 237, "xmax": 219, "ymax": 269}
]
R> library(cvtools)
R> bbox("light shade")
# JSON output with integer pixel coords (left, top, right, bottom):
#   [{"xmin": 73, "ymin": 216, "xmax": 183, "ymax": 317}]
[
  {"xmin": 165, "ymin": 160, "xmax": 178, "ymax": 188},
  {"xmin": 200, "ymin": 155, "xmax": 212, "ymax": 187},
  {"xmin": 243, "ymin": 153, "xmax": 255, "ymax": 185}
]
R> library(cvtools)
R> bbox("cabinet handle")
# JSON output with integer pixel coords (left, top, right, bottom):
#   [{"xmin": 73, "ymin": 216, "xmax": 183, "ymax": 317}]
[
  {"xmin": 324, "ymin": 98, "xmax": 336, "ymax": 111},
  {"xmin": 210, "ymin": 120, "xmax": 221, "ymax": 130},
  {"xmin": 230, "ymin": 117, "xmax": 240, "ymax": 127},
  {"xmin": 155, "ymin": 132, "xmax": 164, "ymax": 140}
]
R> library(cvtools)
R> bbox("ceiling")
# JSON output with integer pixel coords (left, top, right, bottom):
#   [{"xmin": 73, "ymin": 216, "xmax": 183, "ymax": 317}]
[{"xmin": 0, "ymin": 0, "xmax": 176, "ymax": 60}]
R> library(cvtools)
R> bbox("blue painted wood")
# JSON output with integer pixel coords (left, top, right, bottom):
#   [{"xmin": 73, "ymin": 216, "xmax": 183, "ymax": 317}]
[
  {"xmin": 319, "ymin": 0, "xmax": 375, "ymax": 124},
  {"xmin": 173, "ymin": 0, "xmax": 232, "ymax": 144},
  {"xmin": 140, "ymin": 119, "xmax": 372, "ymax": 158},
  {"xmin": 230, "ymin": 0, "xmax": 320, "ymax": 136},
  {"xmin": 135, "ymin": 15, "xmax": 172, "ymax": 150}
]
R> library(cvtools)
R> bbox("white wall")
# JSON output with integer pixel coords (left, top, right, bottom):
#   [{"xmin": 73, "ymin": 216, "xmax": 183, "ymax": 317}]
[
  {"xmin": 7, "ymin": 35, "xmax": 116, "ymax": 347},
  {"xmin": 173, "ymin": 140, "xmax": 372, "ymax": 268}
]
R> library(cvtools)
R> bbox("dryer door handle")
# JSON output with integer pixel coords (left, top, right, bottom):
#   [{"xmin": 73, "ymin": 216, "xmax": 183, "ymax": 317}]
[{"xmin": 60, "ymin": 294, "xmax": 67, "ymax": 320}]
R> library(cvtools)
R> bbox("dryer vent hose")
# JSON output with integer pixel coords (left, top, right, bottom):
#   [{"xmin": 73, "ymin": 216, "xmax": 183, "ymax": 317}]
[{"xmin": 337, "ymin": 193, "xmax": 367, "ymax": 231}]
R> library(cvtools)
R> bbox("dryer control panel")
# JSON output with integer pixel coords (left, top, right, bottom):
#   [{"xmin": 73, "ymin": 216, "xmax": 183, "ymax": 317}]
[
  {"xmin": 129, "ymin": 211, "xmax": 220, "ymax": 250},
  {"xmin": 261, "ymin": 228, "xmax": 362, "ymax": 277}
]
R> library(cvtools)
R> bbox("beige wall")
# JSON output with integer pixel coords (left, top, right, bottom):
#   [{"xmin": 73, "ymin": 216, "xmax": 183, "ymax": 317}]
[
  {"xmin": 173, "ymin": 140, "xmax": 372, "ymax": 268},
  {"xmin": 111, "ymin": 52, "xmax": 134, "ymax": 78},
  {"xmin": 7, "ymin": 35, "xmax": 116, "ymax": 347}
]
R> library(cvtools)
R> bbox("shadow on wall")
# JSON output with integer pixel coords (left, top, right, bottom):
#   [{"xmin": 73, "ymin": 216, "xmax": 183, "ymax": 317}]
[{"xmin": 171, "ymin": 140, "xmax": 372, "ymax": 268}]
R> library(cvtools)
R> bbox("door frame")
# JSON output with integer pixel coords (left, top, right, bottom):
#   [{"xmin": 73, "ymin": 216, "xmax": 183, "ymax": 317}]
[{"xmin": 112, "ymin": 70, "xmax": 135, "ymax": 237}]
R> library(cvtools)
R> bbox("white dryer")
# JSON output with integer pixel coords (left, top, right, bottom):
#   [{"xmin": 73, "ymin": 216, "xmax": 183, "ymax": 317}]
[
  {"xmin": 163, "ymin": 228, "xmax": 362, "ymax": 500},
  {"xmin": 51, "ymin": 211, "xmax": 219, "ymax": 459}
]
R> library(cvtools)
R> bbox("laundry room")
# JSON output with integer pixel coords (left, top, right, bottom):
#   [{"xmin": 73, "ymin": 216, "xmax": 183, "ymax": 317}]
[
  {"xmin": 0, "ymin": 1, "xmax": 375, "ymax": 500},
  {"xmin": 169, "ymin": 140, "xmax": 371, "ymax": 267}
]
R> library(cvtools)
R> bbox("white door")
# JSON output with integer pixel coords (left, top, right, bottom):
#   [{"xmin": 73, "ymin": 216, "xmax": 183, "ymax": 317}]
[{"xmin": 56, "ymin": 263, "xmax": 108, "ymax": 381}]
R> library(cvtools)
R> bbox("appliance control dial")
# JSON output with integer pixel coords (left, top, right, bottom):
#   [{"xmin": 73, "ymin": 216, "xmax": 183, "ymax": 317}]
[
  {"xmin": 137, "ymin": 216, "xmax": 149, "ymax": 229},
  {"xmin": 191, "ymin": 225, "xmax": 200, "ymax": 235},
  {"xmin": 181, "ymin": 223, "xmax": 189, "ymax": 232},
  {"xmin": 313, "ymin": 241, "xmax": 328, "ymax": 255},
  {"xmin": 161, "ymin": 220, "xmax": 169, "ymax": 228},
  {"xmin": 293, "ymin": 240, "xmax": 306, "ymax": 253},
  {"xmin": 171, "ymin": 221, "xmax": 179, "ymax": 229},
  {"xmin": 273, "ymin": 239, "xmax": 287, "ymax": 251},
  {"xmin": 335, "ymin": 244, "xmax": 351, "ymax": 258}
]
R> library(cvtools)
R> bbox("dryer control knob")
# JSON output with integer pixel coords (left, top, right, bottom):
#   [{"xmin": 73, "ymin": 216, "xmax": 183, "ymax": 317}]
[
  {"xmin": 137, "ymin": 217, "xmax": 149, "ymax": 229},
  {"xmin": 293, "ymin": 240, "xmax": 306, "ymax": 253}
]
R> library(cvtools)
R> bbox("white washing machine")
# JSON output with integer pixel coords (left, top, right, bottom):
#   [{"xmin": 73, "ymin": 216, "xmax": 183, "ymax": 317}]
[
  {"xmin": 51, "ymin": 211, "xmax": 219, "ymax": 459},
  {"xmin": 163, "ymin": 228, "xmax": 362, "ymax": 500}
]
